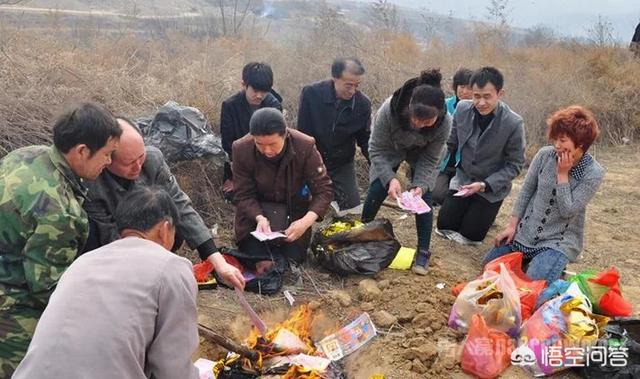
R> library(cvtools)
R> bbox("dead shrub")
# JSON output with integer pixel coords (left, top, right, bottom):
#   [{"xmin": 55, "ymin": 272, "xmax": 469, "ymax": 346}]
[{"xmin": 2, "ymin": 19, "xmax": 639, "ymax": 236}]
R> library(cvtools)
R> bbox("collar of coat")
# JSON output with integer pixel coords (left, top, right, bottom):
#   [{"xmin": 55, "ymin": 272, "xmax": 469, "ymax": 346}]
[
  {"xmin": 49, "ymin": 146, "xmax": 89, "ymax": 201},
  {"xmin": 549, "ymin": 149, "xmax": 594, "ymax": 180},
  {"xmin": 237, "ymin": 89, "xmax": 282, "ymax": 110},
  {"xmin": 570, "ymin": 153, "xmax": 593, "ymax": 180},
  {"xmin": 320, "ymin": 80, "xmax": 356, "ymax": 109},
  {"xmin": 470, "ymin": 101, "xmax": 505, "ymax": 127}
]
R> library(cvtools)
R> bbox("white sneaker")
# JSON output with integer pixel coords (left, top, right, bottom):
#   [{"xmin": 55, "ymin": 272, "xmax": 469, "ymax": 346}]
[
  {"xmin": 341, "ymin": 204, "xmax": 363, "ymax": 216},
  {"xmin": 330, "ymin": 201, "xmax": 341, "ymax": 214},
  {"xmin": 330, "ymin": 202, "xmax": 363, "ymax": 217},
  {"xmin": 448, "ymin": 231, "xmax": 482, "ymax": 246},
  {"xmin": 435, "ymin": 228, "xmax": 454, "ymax": 239}
]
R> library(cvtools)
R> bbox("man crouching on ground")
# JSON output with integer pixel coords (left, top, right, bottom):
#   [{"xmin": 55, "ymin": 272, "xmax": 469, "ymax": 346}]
[
  {"xmin": 13, "ymin": 187, "xmax": 200, "ymax": 379},
  {"xmin": 232, "ymin": 108, "xmax": 333, "ymax": 274}
]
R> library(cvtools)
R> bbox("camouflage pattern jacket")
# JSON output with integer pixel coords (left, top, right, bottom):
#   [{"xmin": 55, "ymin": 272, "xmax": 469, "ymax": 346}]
[{"xmin": 0, "ymin": 146, "xmax": 89, "ymax": 311}]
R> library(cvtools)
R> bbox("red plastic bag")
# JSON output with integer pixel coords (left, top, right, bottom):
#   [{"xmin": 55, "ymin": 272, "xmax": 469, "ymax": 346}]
[
  {"xmin": 452, "ymin": 282, "xmax": 466, "ymax": 297},
  {"xmin": 461, "ymin": 314, "xmax": 514, "ymax": 379},
  {"xmin": 589, "ymin": 268, "xmax": 632, "ymax": 317},
  {"xmin": 220, "ymin": 254, "xmax": 244, "ymax": 271},
  {"xmin": 508, "ymin": 272, "xmax": 546, "ymax": 320},
  {"xmin": 484, "ymin": 252, "xmax": 526, "ymax": 279},
  {"xmin": 193, "ymin": 254, "xmax": 247, "ymax": 283},
  {"xmin": 193, "ymin": 260, "xmax": 214, "ymax": 283}
]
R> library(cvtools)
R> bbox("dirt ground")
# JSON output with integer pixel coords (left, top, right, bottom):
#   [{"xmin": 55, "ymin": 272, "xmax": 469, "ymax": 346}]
[{"xmin": 193, "ymin": 145, "xmax": 640, "ymax": 379}]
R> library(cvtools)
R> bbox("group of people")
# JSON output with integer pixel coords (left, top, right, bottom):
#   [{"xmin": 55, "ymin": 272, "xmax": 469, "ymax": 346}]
[
  {"xmin": 0, "ymin": 58, "xmax": 604, "ymax": 378},
  {"xmin": 222, "ymin": 60, "xmax": 602, "ymax": 283}
]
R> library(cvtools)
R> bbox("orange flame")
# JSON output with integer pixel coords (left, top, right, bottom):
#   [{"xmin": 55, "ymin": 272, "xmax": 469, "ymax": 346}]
[
  {"xmin": 246, "ymin": 304, "xmax": 315, "ymax": 353},
  {"xmin": 243, "ymin": 304, "xmax": 325, "ymax": 378},
  {"xmin": 283, "ymin": 365, "xmax": 323, "ymax": 379}
]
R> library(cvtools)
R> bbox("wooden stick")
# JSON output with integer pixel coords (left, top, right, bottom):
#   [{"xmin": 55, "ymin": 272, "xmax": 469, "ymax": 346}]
[
  {"xmin": 381, "ymin": 199, "xmax": 402, "ymax": 211},
  {"xmin": 198, "ymin": 323, "xmax": 259, "ymax": 360},
  {"xmin": 302, "ymin": 268, "xmax": 324, "ymax": 298},
  {"xmin": 198, "ymin": 304, "xmax": 239, "ymax": 314}
]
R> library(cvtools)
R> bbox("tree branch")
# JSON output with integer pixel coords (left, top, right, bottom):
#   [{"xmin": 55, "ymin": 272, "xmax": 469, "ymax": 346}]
[{"xmin": 198, "ymin": 323, "xmax": 259, "ymax": 360}]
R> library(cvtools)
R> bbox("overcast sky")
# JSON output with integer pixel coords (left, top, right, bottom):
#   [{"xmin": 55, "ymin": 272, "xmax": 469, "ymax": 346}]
[{"xmin": 381, "ymin": 0, "xmax": 639, "ymax": 41}]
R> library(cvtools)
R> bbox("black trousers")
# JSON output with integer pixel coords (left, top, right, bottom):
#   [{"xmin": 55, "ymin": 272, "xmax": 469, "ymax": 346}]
[
  {"xmin": 432, "ymin": 170, "xmax": 455, "ymax": 206},
  {"xmin": 328, "ymin": 161, "xmax": 361, "ymax": 210},
  {"xmin": 437, "ymin": 191, "xmax": 503, "ymax": 242},
  {"xmin": 238, "ymin": 231, "xmax": 310, "ymax": 266}
]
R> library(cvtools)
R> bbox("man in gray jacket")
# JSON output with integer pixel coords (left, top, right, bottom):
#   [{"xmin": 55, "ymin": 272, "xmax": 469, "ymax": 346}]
[
  {"xmin": 436, "ymin": 67, "xmax": 525, "ymax": 245},
  {"xmin": 13, "ymin": 187, "xmax": 200, "ymax": 379},
  {"xmin": 83, "ymin": 118, "xmax": 244, "ymax": 289}
]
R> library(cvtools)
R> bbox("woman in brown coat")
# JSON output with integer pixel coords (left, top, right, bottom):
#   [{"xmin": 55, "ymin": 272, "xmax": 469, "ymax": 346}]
[{"xmin": 232, "ymin": 108, "xmax": 333, "ymax": 272}]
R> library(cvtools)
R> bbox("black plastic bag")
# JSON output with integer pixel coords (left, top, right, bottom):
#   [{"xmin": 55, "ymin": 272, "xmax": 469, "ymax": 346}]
[
  {"xmin": 217, "ymin": 366, "xmax": 259, "ymax": 379},
  {"xmin": 312, "ymin": 218, "xmax": 400, "ymax": 276},
  {"xmin": 141, "ymin": 101, "xmax": 226, "ymax": 163},
  {"xmin": 579, "ymin": 317, "xmax": 640, "ymax": 378},
  {"xmin": 215, "ymin": 247, "xmax": 284, "ymax": 295}
]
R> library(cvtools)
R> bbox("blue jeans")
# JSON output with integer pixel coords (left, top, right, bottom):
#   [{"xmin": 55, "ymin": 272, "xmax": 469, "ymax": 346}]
[
  {"xmin": 361, "ymin": 178, "xmax": 433, "ymax": 251},
  {"xmin": 482, "ymin": 244, "xmax": 570, "ymax": 284}
]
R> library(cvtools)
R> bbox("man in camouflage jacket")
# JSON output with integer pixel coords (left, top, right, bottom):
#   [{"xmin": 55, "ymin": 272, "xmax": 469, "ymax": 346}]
[{"xmin": 0, "ymin": 102, "xmax": 121, "ymax": 376}]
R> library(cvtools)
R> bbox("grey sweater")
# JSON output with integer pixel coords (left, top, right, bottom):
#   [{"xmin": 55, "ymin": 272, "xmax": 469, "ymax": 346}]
[
  {"xmin": 512, "ymin": 146, "xmax": 605, "ymax": 262},
  {"xmin": 12, "ymin": 237, "xmax": 199, "ymax": 379},
  {"xmin": 368, "ymin": 97, "xmax": 451, "ymax": 193}
]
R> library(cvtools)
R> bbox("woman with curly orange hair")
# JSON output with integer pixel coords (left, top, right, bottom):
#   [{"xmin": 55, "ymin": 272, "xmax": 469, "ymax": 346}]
[{"xmin": 482, "ymin": 105, "xmax": 604, "ymax": 283}]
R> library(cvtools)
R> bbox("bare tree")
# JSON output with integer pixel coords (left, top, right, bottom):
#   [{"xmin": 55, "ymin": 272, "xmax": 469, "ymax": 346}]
[
  {"xmin": 218, "ymin": 0, "xmax": 227, "ymax": 35},
  {"xmin": 486, "ymin": 0, "xmax": 510, "ymax": 28},
  {"xmin": 209, "ymin": 0, "xmax": 262, "ymax": 36},
  {"xmin": 482, "ymin": 0, "xmax": 511, "ymax": 48},
  {"xmin": 230, "ymin": 0, "xmax": 252, "ymax": 35},
  {"xmin": 309, "ymin": 2, "xmax": 361, "ymax": 56},
  {"xmin": 587, "ymin": 15, "xmax": 615, "ymax": 47},
  {"xmin": 420, "ymin": 8, "xmax": 442, "ymax": 41},
  {"xmin": 369, "ymin": 0, "xmax": 398, "ymax": 32}
]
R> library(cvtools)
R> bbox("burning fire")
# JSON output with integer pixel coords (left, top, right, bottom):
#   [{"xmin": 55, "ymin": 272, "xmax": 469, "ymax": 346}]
[
  {"xmin": 247, "ymin": 305, "xmax": 314, "ymax": 351},
  {"xmin": 282, "ymin": 366, "xmax": 322, "ymax": 379},
  {"xmin": 242, "ymin": 304, "xmax": 323, "ymax": 378}
]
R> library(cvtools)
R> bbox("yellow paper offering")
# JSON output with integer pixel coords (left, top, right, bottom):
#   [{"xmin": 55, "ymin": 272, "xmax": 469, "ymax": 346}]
[{"xmin": 389, "ymin": 247, "xmax": 415, "ymax": 270}]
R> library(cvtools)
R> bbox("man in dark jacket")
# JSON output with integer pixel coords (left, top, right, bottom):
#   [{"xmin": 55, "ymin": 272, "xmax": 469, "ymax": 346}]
[
  {"xmin": 83, "ymin": 118, "xmax": 245, "ymax": 289},
  {"xmin": 220, "ymin": 62, "xmax": 282, "ymax": 200},
  {"xmin": 297, "ymin": 58, "xmax": 371, "ymax": 213},
  {"xmin": 631, "ymin": 22, "xmax": 640, "ymax": 57},
  {"xmin": 233, "ymin": 108, "xmax": 333, "ymax": 272}
]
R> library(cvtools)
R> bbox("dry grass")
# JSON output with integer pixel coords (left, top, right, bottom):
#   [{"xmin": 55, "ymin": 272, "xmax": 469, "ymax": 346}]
[
  {"xmin": 1, "ymin": 18, "xmax": 640, "ymax": 224},
  {"xmin": 1, "ymin": 22, "xmax": 639, "ymax": 157}
]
